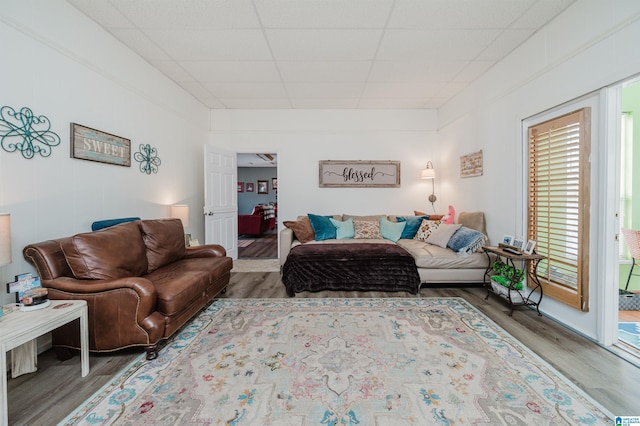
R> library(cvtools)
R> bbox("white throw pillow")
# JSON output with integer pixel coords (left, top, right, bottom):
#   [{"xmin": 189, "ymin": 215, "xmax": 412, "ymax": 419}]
[{"xmin": 425, "ymin": 224, "xmax": 462, "ymax": 248}]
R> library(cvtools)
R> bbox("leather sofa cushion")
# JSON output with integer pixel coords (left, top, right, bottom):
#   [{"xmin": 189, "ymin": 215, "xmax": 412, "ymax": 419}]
[
  {"xmin": 61, "ymin": 222, "xmax": 148, "ymax": 279},
  {"xmin": 145, "ymin": 268, "xmax": 209, "ymax": 316},
  {"xmin": 139, "ymin": 219, "xmax": 186, "ymax": 273}
]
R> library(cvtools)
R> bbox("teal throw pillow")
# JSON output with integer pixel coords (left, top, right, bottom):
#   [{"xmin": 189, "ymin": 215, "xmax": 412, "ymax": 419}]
[
  {"xmin": 308, "ymin": 214, "xmax": 337, "ymax": 240},
  {"xmin": 397, "ymin": 215, "xmax": 429, "ymax": 239},
  {"xmin": 380, "ymin": 217, "xmax": 406, "ymax": 242},
  {"xmin": 329, "ymin": 217, "xmax": 355, "ymax": 239}
]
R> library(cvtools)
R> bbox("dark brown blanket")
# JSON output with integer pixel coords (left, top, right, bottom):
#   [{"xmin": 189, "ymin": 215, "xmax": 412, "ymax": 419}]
[{"xmin": 282, "ymin": 243, "xmax": 420, "ymax": 296}]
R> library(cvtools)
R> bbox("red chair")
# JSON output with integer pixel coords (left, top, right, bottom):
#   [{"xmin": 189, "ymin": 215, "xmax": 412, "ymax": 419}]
[{"xmin": 238, "ymin": 206, "xmax": 270, "ymax": 236}]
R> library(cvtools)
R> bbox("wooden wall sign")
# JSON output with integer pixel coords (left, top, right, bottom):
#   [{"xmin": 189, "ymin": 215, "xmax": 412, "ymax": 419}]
[
  {"xmin": 71, "ymin": 123, "xmax": 131, "ymax": 167},
  {"xmin": 319, "ymin": 160, "xmax": 400, "ymax": 188},
  {"xmin": 460, "ymin": 150, "xmax": 483, "ymax": 178}
]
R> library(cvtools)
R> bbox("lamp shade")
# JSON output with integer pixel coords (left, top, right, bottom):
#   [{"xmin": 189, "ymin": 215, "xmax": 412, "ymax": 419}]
[
  {"xmin": 421, "ymin": 162, "xmax": 436, "ymax": 179},
  {"xmin": 0, "ymin": 213, "xmax": 11, "ymax": 266},
  {"xmin": 170, "ymin": 205, "xmax": 190, "ymax": 228}
]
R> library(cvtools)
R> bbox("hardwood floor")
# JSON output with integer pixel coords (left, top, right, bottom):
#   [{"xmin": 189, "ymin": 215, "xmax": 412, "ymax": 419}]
[
  {"xmin": 7, "ymin": 273, "xmax": 640, "ymax": 424},
  {"xmin": 238, "ymin": 228, "xmax": 277, "ymax": 259}
]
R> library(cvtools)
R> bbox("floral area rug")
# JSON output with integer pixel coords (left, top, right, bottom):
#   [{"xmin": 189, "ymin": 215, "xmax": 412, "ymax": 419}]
[{"xmin": 61, "ymin": 298, "xmax": 612, "ymax": 425}]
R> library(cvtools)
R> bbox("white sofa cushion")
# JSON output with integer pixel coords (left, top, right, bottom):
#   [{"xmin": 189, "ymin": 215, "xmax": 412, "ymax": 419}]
[{"xmin": 397, "ymin": 239, "xmax": 488, "ymax": 269}]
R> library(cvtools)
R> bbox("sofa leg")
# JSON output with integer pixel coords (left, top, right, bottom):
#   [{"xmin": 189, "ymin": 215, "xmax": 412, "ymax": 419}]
[
  {"xmin": 145, "ymin": 345, "xmax": 158, "ymax": 360},
  {"xmin": 54, "ymin": 347, "xmax": 73, "ymax": 361},
  {"xmin": 221, "ymin": 287, "xmax": 227, "ymax": 294}
]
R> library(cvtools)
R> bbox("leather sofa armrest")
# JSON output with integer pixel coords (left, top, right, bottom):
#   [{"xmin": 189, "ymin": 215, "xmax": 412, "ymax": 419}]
[
  {"xmin": 280, "ymin": 227, "xmax": 293, "ymax": 266},
  {"xmin": 44, "ymin": 276, "xmax": 157, "ymax": 324},
  {"xmin": 185, "ymin": 244, "xmax": 227, "ymax": 258}
]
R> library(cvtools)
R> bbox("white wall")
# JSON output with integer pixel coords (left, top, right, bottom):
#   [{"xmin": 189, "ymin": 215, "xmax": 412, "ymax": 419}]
[
  {"xmin": 211, "ymin": 109, "xmax": 439, "ymax": 226},
  {"xmin": 437, "ymin": 1, "xmax": 640, "ymax": 341},
  {"xmin": 0, "ymin": 0, "xmax": 210, "ymax": 304}
]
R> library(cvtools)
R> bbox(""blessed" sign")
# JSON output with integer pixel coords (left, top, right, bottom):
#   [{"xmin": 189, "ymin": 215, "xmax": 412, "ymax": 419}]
[{"xmin": 319, "ymin": 160, "xmax": 400, "ymax": 188}]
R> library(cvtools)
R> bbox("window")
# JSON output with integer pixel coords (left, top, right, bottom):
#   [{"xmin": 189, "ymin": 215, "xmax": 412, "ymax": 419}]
[{"xmin": 527, "ymin": 108, "xmax": 590, "ymax": 311}]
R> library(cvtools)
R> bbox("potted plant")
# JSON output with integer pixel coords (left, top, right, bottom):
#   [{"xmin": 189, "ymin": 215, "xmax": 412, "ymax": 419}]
[{"xmin": 490, "ymin": 260, "xmax": 525, "ymax": 303}]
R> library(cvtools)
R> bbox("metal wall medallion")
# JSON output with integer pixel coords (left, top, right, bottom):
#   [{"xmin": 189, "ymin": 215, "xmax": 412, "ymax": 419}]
[
  {"xmin": 134, "ymin": 143, "xmax": 161, "ymax": 174},
  {"xmin": 0, "ymin": 106, "xmax": 61, "ymax": 159}
]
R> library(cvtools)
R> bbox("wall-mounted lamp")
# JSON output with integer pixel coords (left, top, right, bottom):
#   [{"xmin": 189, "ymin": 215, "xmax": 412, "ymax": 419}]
[
  {"xmin": 0, "ymin": 213, "xmax": 11, "ymax": 267},
  {"xmin": 170, "ymin": 205, "xmax": 190, "ymax": 228},
  {"xmin": 421, "ymin": 161, "xmax": 437, "ymax": 210}
]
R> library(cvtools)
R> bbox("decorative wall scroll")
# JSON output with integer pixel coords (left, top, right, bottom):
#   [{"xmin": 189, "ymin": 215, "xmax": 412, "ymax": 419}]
[
  {"xmin": 134, "ymin": 144, "xmax": 161, "ymax": 175},
  {"xmin": 71, "ymin": 123, "xmax": 131, "ymax": 166},
  {"xmin": 460, "ymin": 150, "xmax": 483, "ymax": 178},
  {"xmin": 319, "ymin": 160, "xmax": 400, "ymax": 188},
  {"xmin": 0, "ymin": 106, "xmax": 61, "ymax": 159}
]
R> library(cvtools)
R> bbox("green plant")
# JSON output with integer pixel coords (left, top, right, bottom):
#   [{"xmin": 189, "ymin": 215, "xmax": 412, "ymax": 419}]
[{"xmin": 492, "ymin": 260, "xmax": 524, "ymax": 290}]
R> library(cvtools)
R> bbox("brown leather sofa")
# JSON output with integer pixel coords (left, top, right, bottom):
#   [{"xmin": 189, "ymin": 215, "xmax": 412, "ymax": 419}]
[{"xmin": 23, "ymin": 218, "xmax": 232, "ymax": 359}]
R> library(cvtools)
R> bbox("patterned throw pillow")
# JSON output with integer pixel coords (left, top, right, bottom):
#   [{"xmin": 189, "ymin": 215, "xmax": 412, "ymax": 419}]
[
  {"xmin": 413, "ymin": 219, "xmax": 442, "ymax": 242},
  {"xmin": 354, "ymin": 220, "xmax": 382, "ymax": 239}
]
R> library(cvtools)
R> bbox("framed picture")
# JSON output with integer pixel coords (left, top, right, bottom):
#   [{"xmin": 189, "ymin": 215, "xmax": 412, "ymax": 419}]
[
  {"xmin": 272, "ymin": 178, "xmax": 278, "ymax": 190},
  {"xmin": 502, "ymin": 235, "xmax": 514, "ymax": 246},
  {"xmin": 257, "ymin": 180, "xmax": 268, "ymax": 194},
  {"xmin": 319, "ymin": 160, "xmax": 400, "ymax": 188},
  {"xmin": 237, "ymin": 182, "xmax": 244, "ymax": 192},
  {"xmin": 71, "ymin": 123, "xmax": 131, "ymax": 167},
  {"xmin": 246, "ymin": 183, "xmax": 254, "ymax": 192},
  {"xmin": 524, "ymin": 239, "xmax": 537, "ymax": 255},
  {"xmin": 513, "ymin": 237, "xmax": 525, "ymax": 250}
]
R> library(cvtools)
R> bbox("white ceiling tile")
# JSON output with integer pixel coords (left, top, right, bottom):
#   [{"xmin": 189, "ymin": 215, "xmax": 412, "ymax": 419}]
[
  {"xmin": 149, "ymin": 60, "xmax": 196, "ymax": 82},
  {"xmin": 361, "ymin": 82, "xmax": 445, "ymax": 99},
  {"xmin": 68, "ymin": 0, "xmax": 574, "ymax": 109},
  {"xmin": 453, "ymin": 61, "xmax": 496, "ymax": 82},
  {"xmin": 511, "ymin": 0, "xmax": 576, "ymax": 29},
  {"xmin": 109, "ymin": 28, "xmax": 170, "ymax": 60},
  {"xmin": 255, "ymin": 0, "xmax": 394, "ymax": 28},
  {"xmin": 68, "ymin": 0, "xmax": 134, "ymax": 28},
  {"xmin": 377, "ymin": 29, "xmax": 501, "ymax": 61},
  {"xmin": 278, "ymin": 61, "xmax": 372, "ymax": 82},
  {"xmin": 389, "ymin": 0, "xmax": 533, "ymax": 29},
  {"xmin": 219, "ymin": 99, "xmax": 293, "ymax": 109},
  {"xmin": 180, "ymin": 61, "xmax": 282, "ymax": 83},
  {"xmin": 358, "ymin": 98, "xmax": 433, "ymax": 109},
  {"xmin": 143, "ymin": 30, "xmax": 273, "ymax": 61},
  {"xmin": 291, "ymin": 99, "xmax": 361, "ymax": 109},
  {"xmin": 477, "ymin": 29, "xmax": 535, "ymax": 61},
  {"xmin": 108, "ymin": 0, "xmax": 260, "ymax": 29},
  {"xmin": 203, "ymin": 83, "xmax": 289, "ymax": 99},
  {"xmin": 286, "ymin": 83, "xmax": 364, "ymax": 99},
  {"xmin": 267, "ymin": 29, "xmax": 383, "ymax": 61},
  {"xmin": 368, "ymin": 61, "xmax": 468, "ymax": 83}
]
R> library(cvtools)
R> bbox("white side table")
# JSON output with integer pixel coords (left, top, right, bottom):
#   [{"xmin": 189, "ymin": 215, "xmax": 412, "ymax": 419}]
[{"xmin": 0, "ymin": 300, "xmax": 89, "ymax": 426}]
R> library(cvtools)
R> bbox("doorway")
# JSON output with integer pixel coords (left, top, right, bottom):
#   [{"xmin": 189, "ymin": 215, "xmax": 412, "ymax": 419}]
[
  {"xmin": 617, "ymin": 80, "xmax": 640, "ymax": 354},
  {"xmin": 236, "ymin": 153, "xmax": 278, "ymax": 260}
]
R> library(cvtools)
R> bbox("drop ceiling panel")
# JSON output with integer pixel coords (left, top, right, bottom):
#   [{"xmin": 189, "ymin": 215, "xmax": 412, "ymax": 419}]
[
  {"xmin": 388, "ymin": 0, "xmax": 534, "ymax": 29},
  {"xmin": 278, "ymin": 61, "xmax": 372, "ymax": 83},
  {"xmin": 376, "ymin": 29, "xmax": 502, "ymax": 61},
  {"xmin": 143, "ymin": 30, "xmax": 273, "ymax": 61},
  {"xmin": 108, "ymin": 0, "xmax": 260, "ymax": 29},
  {"xmin": 254, "ymin": 0, "xmax": 394, "ymax": 28},
  {"xmin": 267, "ymin": 29, "xmax": 383, "ymax": 61},
  {"xmin": 67, "ymin": 0, "xmax": 577, "ymax": 109},
  {"xmin": 180, "ymin": 61, "xmax": 282, "ymax": 83}
]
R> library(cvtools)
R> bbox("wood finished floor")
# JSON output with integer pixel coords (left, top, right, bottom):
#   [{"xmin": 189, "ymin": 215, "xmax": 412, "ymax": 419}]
[
  {"xmin": 238, "ymin": 228, "xmax": 277, "ymax": 259},
  {"xmin": 7, "ymin": 273, "xmax": 640, "ymax": 424}
]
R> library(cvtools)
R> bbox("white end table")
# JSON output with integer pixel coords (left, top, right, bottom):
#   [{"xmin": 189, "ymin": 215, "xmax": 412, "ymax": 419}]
[{"xmin": 0, "ymin": 300, "xmax": 89, "ymax": 426}]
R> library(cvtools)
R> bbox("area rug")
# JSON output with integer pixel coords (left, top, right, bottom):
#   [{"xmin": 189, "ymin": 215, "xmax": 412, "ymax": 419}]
[
  {"xmin": 231, "ymin": 259, "xmax": 280, "ymax": 272},
  {"xmin": 618, "ymin": 322, "xmax": 640, "ymax": 348},
  {"xmin": 60, "ymin": 298, "xmax": 612, "ymax": 425},
  {"xmin": 237, "ymin": 239, "xmax": 255, "ymax": 248}
]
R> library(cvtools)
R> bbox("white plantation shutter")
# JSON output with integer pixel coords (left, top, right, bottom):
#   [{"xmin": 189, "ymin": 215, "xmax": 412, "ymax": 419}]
[{"xmin": 527, "ymin": 108, "xmax": 590, "ymax": 311}]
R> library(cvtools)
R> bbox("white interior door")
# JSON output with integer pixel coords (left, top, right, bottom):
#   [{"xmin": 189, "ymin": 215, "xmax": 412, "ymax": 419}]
[{"xmin": 204, "ymin": 144, "xmax": 238, "ymax": 259}]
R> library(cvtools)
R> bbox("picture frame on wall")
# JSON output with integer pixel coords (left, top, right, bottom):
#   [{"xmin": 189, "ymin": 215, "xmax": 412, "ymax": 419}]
[
  {"xmin": 257, "ymin": 180, "xmax": 268, "ymax": 194},
  {"xmin": 237, "ymin": 182, "xmax": 244, "ymax": 192},
  {"xmin": 246, "ymin": 183, "xmax": 254, "ymax": 192},
  {"xmin": 272, "ymin": 178, "xmax": 278, "ymax": 190}
]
